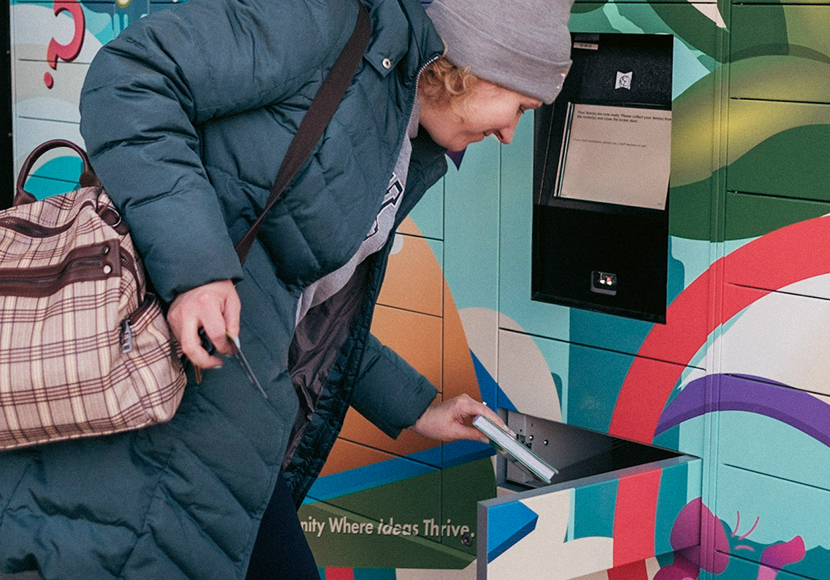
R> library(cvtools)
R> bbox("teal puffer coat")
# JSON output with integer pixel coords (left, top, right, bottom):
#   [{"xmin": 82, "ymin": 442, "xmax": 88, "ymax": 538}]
[{"xmin": 0, "ymin": 0, "xmax": 447, "ymax": 577}]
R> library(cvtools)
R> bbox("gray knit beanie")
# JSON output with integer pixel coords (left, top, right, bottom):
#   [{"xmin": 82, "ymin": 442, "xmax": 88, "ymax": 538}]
[{"xmin": 426, "ymin": 0, "xmax": 574, "ymax": 104}]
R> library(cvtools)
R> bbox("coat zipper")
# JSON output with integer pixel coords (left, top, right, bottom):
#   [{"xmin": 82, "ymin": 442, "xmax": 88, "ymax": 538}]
[{"xmin": 407, "ymin": 55, "xmax": 439, "ymax": 136}]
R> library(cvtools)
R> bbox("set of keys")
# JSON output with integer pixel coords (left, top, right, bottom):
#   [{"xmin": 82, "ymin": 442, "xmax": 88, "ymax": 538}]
[{"xmin": 195, "ymin": 328, "xmax": 268, "ymax": 399}]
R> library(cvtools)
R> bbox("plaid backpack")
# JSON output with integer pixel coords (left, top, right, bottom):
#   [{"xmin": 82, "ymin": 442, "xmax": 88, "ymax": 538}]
[{"xmin": 0, "ymin": 140, "xmax": 186, "ymax": 450}]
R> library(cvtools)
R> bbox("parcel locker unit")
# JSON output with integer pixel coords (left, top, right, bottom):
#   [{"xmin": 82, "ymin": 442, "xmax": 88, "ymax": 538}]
[{"xmin": 488, "ymin": 4, "xmax": 722, "ymax": 579}]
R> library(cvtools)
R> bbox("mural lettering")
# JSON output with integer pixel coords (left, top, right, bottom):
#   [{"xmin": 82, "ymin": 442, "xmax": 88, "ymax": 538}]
[{"xmin": 302, "ymin": 515, "xmax": 472, "ymax": 540}]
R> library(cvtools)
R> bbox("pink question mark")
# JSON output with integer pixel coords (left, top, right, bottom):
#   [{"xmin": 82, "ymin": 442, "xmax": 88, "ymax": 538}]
[{"xmin": 43, "ymin": 0, "xmax": 86, "ymax": 89}]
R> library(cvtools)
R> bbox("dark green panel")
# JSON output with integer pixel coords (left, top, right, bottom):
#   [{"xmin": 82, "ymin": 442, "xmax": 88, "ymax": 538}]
[
  {"xmin": 732, "ymin": 0, "xmax": 830, "ymax": 4},
  {"xmin": 650, "ymin": 3, "xmax": 725, "ymax": 60},
  {"xmin": 668, "ymin": 66, "xmax": 719, "ymax": 241},
  {"xmin": 731, "ymin": 5, "xmax": 789, "ymax": 61},
  {"xmin": 315, "ymin": 465, "xmax": 440, "ymax": 527},
  {"xmin": 730, "ymin": 6, "xmax": 830, "ymax": 102},
  {"xmin": 725, "ymin": 192, "xmax": 830, "ymax": 241},
  {"xmin": 668, "ymin": 178, "xmax": 713, "ymax": 241},
  {"xmin": 301, "ymin": 468, "xmax": 474, "ymax": 569},
  {"xmin": 727, "ymin": 121, "xmax": 830, "ymax": 202},
  {"xmin": 302, "ymin": 500, "xmax": 473, "ymax": 569},
  {"xmin": 441, "ymin": 458, "xmax": 496, "ymax": 556},
  {"xmin": 734, "ymin": 6, "xmax": 830, "ymax": 59}
]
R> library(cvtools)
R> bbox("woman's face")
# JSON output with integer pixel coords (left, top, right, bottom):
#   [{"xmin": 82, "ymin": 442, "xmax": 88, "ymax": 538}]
[{"xmin": 419, "ymin": 79, "xmax": 543, "ymax": 152}]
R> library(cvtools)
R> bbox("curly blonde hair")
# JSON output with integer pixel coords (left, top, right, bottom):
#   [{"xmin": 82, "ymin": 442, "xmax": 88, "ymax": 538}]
[{"xmin": 419, "ymin": 57, "xmax": 479, "ymax": 109}]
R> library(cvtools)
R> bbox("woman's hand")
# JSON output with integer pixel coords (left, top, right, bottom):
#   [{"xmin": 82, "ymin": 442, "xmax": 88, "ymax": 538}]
[
  {"xmin": 167, "ymin": 280, "xmax": 241, "ymax": 369},
  {"xmin": 410, "ymin": 393, "xmax": 510, "ymax": 442}
]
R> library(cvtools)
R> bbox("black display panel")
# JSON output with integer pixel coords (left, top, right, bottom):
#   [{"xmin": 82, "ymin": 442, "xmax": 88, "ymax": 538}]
[{"xmin": 532, "ymin": 33, "xmax": 673, "ymax": 323}]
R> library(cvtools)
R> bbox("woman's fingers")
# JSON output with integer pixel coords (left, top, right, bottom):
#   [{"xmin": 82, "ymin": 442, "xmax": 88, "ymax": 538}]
[
  {"xmin": 411, "ymin": 393, "xmax": 515, "ymax": 442},
  {"xmin": 223, "ymin": 285, "xmax": 242, "ymax": 340},
  {"xmin": 167, "ymin": 280, "xmax": 239, "ymax": 369}
]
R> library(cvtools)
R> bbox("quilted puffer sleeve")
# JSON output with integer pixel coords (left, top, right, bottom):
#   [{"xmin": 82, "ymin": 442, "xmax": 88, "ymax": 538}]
[
  {"xmin": 79, "ymin": 0, "xmax": 358, "ymax": 302},
  {"xmin": 350, "ymin": 334, "xmax": 439, "ymax": 438}
]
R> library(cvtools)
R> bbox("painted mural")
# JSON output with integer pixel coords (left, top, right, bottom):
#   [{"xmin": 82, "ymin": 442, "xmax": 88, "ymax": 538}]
[{"xmin": 8, "ymin": 0, "xmax": 830, "ymax": 579}]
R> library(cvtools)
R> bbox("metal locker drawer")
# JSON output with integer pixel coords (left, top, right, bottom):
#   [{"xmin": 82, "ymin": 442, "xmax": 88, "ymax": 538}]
[{"xmin": 476, "ymin": 414, "xmax": 701, "ymax": 580}]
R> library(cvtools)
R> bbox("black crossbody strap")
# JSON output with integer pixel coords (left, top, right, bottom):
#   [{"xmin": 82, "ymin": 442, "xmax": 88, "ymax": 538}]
[{"xmin": 235, "ymin": 2, "xmax": 371, "ymax": 263}]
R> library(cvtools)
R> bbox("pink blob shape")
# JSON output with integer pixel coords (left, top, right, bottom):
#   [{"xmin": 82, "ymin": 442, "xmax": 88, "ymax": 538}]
[
  {"xmin": 667, "ymin": 499, "xmax": 728, "ymax": 575},
  {"xmin": 760, "ymin": 536, "xmax": 806, "ymax": 569}
]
